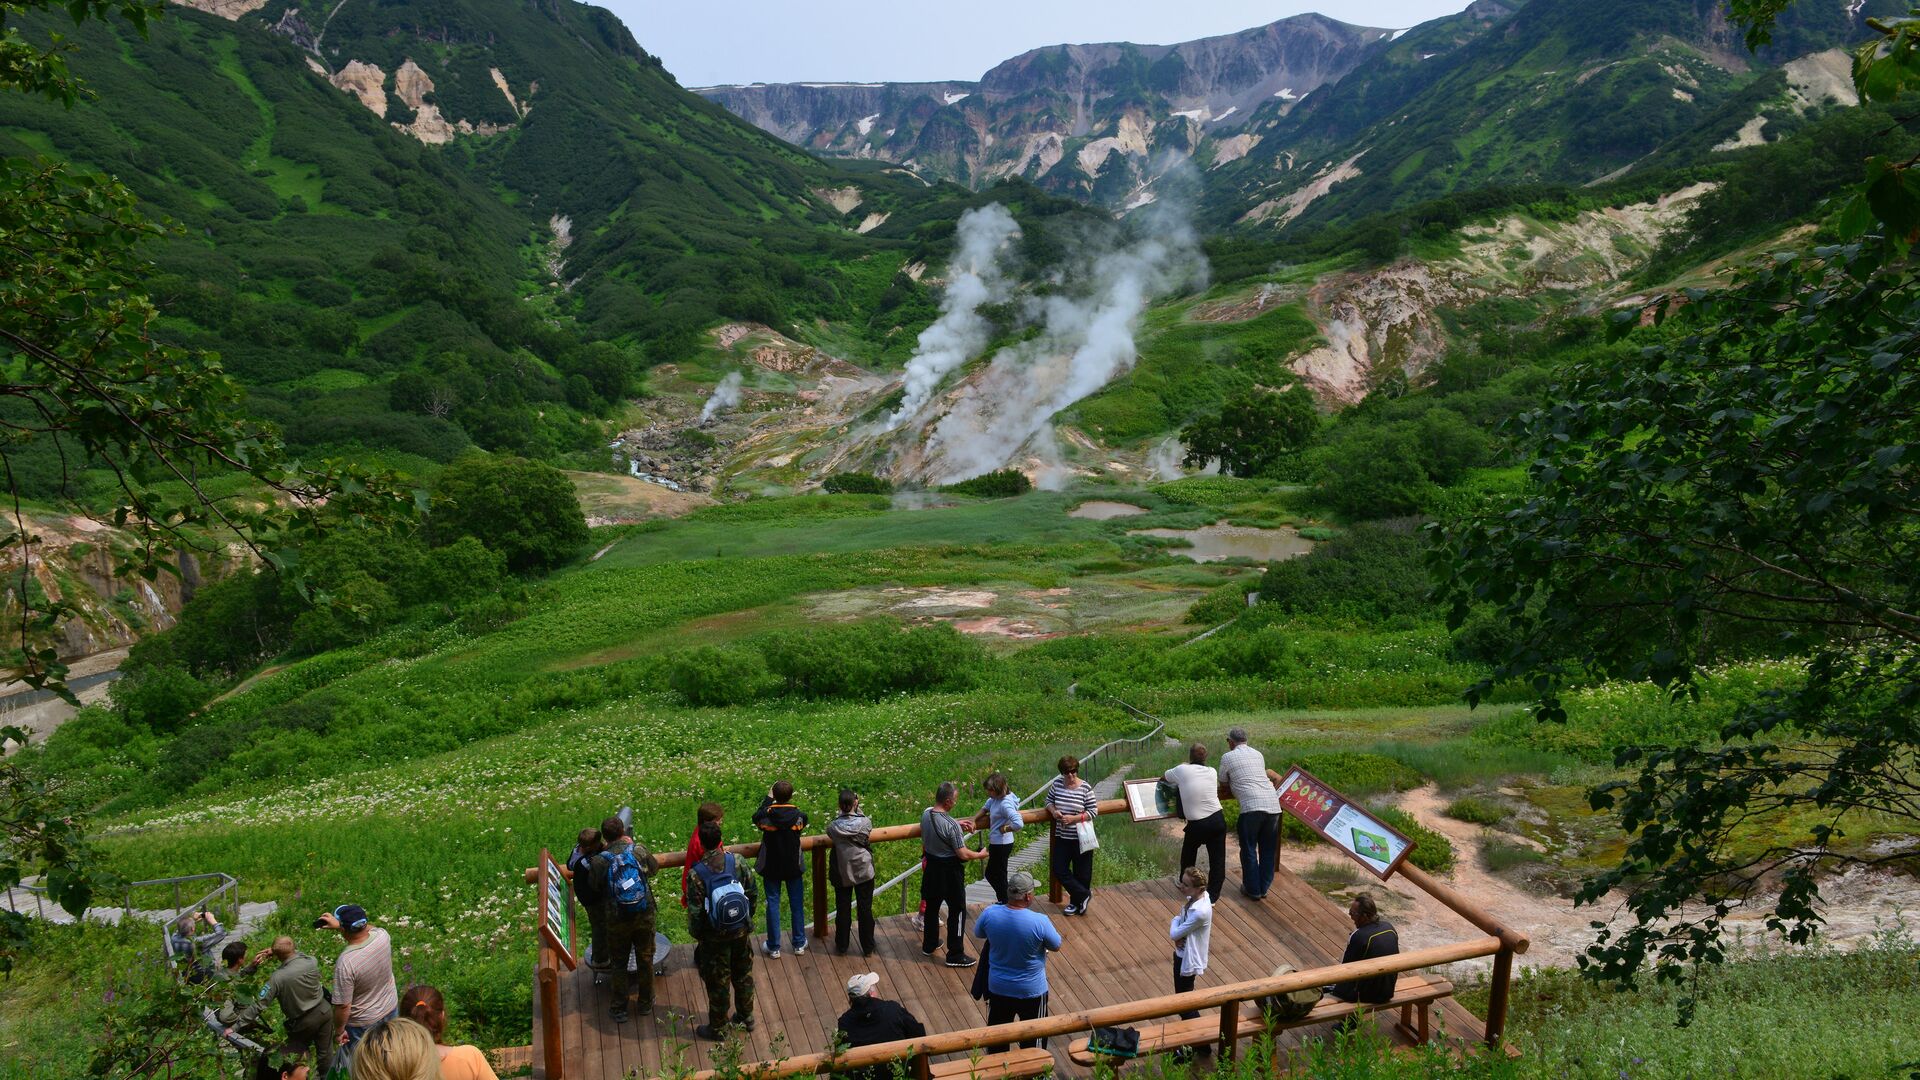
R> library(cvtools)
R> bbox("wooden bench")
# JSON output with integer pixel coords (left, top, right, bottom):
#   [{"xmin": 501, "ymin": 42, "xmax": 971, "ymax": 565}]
[
  {"xmin": 925, "ymin": 1047, "xmax": 1056, "ymax": 1080},
  {"xmin": 1066, "ymin": 973, "xmax": 1454, "ymax": 1066}
]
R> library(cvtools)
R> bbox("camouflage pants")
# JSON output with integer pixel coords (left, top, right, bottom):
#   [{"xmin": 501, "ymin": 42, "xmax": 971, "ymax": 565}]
[
  {"xmin": 693, "ymin": 936, "xmax": 753, "ymax": 1029},
  {"xmin": 606, "ymin": 909, "xmax": 655, "ymax": 1006}
]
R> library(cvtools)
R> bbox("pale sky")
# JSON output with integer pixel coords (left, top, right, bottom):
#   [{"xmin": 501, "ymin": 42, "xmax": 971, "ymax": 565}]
[{"xmin": 618, "ymin": 1, "xmax": 1475, "ymax": 88}]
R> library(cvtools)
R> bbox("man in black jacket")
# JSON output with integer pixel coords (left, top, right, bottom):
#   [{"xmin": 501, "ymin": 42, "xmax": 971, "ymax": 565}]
[
  {"xmin": 1327, "ymin": 893, "xmax": 1400, "ymax": 1004},
  {"xmin": 753, "ymin": 780, "xmax": 810, "ymax": 958},
  {"xmin": 836, "ymin": 972, "xmax": 926, "ymax": 1080}
]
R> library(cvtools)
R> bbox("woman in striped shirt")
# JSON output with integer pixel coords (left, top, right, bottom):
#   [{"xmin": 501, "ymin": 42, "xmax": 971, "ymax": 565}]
[{"xmin": 1046, "ymin": 755, "xmax": 1100, "ymax": 916}]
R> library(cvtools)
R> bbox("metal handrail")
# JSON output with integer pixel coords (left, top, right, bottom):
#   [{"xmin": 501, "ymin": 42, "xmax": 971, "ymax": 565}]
[
  {"xmin": 158, "ymin": 873, "xmax": 244, "ymax": 963},
  {"xmin": 872, "ymin": 695, "xmax": 1166, "ymax": 915}
]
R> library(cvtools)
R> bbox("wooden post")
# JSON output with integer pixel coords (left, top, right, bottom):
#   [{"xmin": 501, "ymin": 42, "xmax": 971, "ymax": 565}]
[
  {"xmin": 1048, "ymin": 828, "xmax": 1063, "ymax": 905},
  {"xmin": 1218, "ymin": 1002, "xmax": 1238, "ymax": 1060},
  {"xmin": 538, "ymin": 954, "xmax": 564, "ymax": 1080},
  {"xmin": 911, "ymin": 1053, "xmax": 931, "ymax": 1080},
  {"xmin": 1485, "ymin": 945, "xmax": 1513, "ymax": 1048},
  {"xmin": 811, "ymin": 845, "xmax": 829, "ymax": 940}
]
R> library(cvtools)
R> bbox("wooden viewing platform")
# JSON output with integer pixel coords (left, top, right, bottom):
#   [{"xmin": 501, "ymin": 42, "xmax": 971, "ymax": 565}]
[
  {"xmin": 535, "ymin": 870, "xmax": 1500, "ymax": 1079},
  {"xmin": 526, "ymin": 781, "xmax": 1526, "ymax": 1080}
]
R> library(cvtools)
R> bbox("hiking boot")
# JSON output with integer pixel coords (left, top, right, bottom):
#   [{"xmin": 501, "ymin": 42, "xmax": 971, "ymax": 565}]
[
  {"xmin": 731, "ymin": 1013, "xmax": 756, "ymax": 1032},
  {"xmin": 635, "ymin": 1000, "xmax": 654, "ymax": 1014},
  {"xmin": 695, "ymin": 1024, "xmax": 723, "ymax": 1041},
  {"xmin": 611, "ymin": 1005, "xmax": 630, "ymax": 1024}
]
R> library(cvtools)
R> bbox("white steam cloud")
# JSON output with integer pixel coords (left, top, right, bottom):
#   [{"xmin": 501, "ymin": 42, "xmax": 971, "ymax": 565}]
[
  {"xmin": 885, "ymin": 204, "xmax": 1021, "ymax": 430},
  {"xmin": 700, "ymin": 371, "xmax": 744, "ymax": 423},
  {"xmin": 922, "ymin": 203, "xmax": 1207, "ymax": 484}
]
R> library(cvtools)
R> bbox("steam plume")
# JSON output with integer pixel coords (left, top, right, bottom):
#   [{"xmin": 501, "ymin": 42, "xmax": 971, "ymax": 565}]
[
  {"xmin": 923, "ymin": 202, "xmax": 1206, "ymax": 483},
  {"xmin": 886, "ymin": 204, "xmax": 1021, "ymax": 429},
  {"xmin": 700, "ymin": 371, "xmax": 744, "ymax": 423}
]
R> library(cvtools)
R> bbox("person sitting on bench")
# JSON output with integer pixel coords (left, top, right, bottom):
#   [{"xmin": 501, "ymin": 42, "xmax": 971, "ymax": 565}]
[
  {"xmin": 1326, "ymin": 893, "xmax": 1399, "ymax": 1004},
  {"xmin": 836, "ymin": 972, "xmax": 926, "ymax": 1080}
]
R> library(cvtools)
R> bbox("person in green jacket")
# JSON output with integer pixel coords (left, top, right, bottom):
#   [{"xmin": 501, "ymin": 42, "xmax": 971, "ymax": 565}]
[{"xmin": 221, "ymin": 937, "xmax": 335, "ymax": 1076}]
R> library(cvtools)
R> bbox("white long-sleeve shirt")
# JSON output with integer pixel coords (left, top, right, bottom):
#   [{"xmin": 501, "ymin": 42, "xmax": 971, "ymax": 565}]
[{"xmin": 1169, "ymin": 893, "xmax": 1213, "ymax": 976}]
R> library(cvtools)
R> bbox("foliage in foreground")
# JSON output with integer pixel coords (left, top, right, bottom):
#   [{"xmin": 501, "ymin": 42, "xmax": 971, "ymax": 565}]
[{"xmin": 1437, "ymin": 8, "xmax": 1920, "ymax": 1008}]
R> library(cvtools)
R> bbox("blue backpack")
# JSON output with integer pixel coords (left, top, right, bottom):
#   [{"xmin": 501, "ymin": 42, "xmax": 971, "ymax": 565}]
[
  {"xmin": 607, "ymin": 847, "xmax": 652, "ymax": 916},
  {"xmin": 693, "ymin": 853, "xmax": 751, "ymax": 936}
]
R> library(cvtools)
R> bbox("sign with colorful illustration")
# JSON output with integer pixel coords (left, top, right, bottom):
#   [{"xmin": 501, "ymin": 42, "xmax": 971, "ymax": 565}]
[
  {"xmin": 1276, "ymin": 766, "xmax": 1416, "ymax": 880},
  {"xmin": 539, "ymin": 848, "xmax": 578, "ymax": 970}
]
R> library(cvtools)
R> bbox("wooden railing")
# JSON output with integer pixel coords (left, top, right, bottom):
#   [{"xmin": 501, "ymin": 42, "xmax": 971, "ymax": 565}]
[
  {"xmin": 679, "ymin": 937, "xmax": 1510, "ymax": 1080},
  {"xmin": 528, "ymin": 779, "xmax": 1530, "ymax": 1079}
]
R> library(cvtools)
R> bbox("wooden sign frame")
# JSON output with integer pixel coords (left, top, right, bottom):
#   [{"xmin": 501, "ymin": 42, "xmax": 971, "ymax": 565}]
[
  {"xmin": 1123, "ymin": 777, "xmax": 1178, "ymax": 822},
  {"xmin": 1275, "ymin": 765, "xmax": 1417, "ymax": 881},
  {"xmin": 538, "ymin": 847, "xmax": 578, "ymax": 970}
]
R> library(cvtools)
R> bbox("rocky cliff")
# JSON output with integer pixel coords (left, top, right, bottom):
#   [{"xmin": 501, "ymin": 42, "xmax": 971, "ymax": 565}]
[{"xmin": 697, "ymin": 13, "xmax": 1389, "ymax": 206}]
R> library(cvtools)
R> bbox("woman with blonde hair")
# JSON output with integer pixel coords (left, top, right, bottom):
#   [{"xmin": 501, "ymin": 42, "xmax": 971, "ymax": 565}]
[
  {"xmin": 399, "ymin": 986, "xmax": 499, "ymax": 1080},
  {"xmin": 349, "ymin": 1017, "xmax": 441, "ymax": 1080}
]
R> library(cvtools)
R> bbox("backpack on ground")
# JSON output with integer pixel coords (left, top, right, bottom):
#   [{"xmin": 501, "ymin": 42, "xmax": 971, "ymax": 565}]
[
  {"xmin": 694, "ymin": 853, "xmax": 751, "ymax": 936},
  {"xmin": 607, "ymin": 847, "xmax": 652, "ymax": 916},
  {"xmin": 1259, "ymin": 963, "xmax": 1324, "ymax": 1022}
]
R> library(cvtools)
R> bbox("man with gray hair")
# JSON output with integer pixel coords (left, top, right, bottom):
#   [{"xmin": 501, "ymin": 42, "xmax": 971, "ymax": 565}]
[
  {"xmin": 835, "ymin": 971, "xmax": 926, "ymax": 1080},
  {"xmin": 1220, "ymin": 728, "xmax": 1282, "ymax": 899},
  {"xmin": 921, "ymin": 780, "xmax": 987, "ymax": 967}
]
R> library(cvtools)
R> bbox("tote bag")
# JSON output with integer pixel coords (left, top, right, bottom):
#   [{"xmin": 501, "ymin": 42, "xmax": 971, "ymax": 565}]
[{"xmin": 1074, "ymin": 818, "xmax": 1100, "ymax": 852}]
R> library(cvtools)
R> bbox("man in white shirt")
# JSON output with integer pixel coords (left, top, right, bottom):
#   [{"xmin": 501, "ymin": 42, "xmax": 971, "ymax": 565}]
[
  {"xmin": 1220, "ymin": 728, "xmax": 1282, "ymax": 900},
  {"xmin": 1163, "ymin": 743, "xmax": 1227, "ymax": 902}
]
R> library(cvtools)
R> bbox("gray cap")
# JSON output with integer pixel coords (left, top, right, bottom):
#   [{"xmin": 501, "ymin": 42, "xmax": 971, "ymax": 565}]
[{"xmin": 1007, "ymin": 871, "xmax": 1036, "ymax": 899}]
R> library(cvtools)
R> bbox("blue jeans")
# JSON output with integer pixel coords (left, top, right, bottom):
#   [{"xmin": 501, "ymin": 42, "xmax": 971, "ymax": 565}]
[
  {"xmin": 1237, "ymin": 811, "xmax": 1280, "ymax": 898},
  {"xmin": 764, "ymin": 876, "xmax": 806, "ymax": 950},
  {"xmin": 342, "ymin": 1006, "xmax": 399, "ymax": 1057}
]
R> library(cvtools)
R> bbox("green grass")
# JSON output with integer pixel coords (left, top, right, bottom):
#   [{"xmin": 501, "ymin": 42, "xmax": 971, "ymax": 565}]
[{"xmin": 1444, "ymin": 794, "xmax": 1510, "ymax": 826}]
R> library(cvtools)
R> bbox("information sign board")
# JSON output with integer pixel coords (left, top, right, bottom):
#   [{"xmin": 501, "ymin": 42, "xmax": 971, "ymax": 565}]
[
  {"xmin": 1123, "ymin": 777, "xmax": 1178, "ymax": 822},
  {"xmin": 1276, "ymin": 766, "xmax": 1416, "ymax": 880},
  {"xmin": 538, "ymin": 848, "xmax": 578, "ymax": 970}
]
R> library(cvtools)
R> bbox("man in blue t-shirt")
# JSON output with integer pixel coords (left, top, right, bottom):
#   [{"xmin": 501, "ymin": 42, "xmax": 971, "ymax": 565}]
[{"xmin": 969, "ymin": 871, "xmax": 1063, "ymax": 1050}]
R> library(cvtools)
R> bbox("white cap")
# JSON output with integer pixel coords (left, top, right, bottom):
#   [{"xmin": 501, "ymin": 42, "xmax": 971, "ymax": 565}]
[{"xmin": 846, "ymin": 972, "xmax": 880, "ymax": 997}]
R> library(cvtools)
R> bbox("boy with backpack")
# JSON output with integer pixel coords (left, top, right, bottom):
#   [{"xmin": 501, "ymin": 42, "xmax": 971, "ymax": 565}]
[
  {"xmin": 687, "ymin": 820, "xmax": 758, "ymax": 1040},
  {"xmin": 752, "ymin": 780, "xmax": 809, "ymax": 957},
  {"xmin": 589, "ymin": 816, "xmax": 659, "ymax": 1024}
]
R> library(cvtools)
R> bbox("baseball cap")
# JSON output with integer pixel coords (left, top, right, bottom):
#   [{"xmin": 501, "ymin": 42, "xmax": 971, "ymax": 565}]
[
  {"xmin": 333, "ymin": 904, "xmax": 369, "ymax": 931},
  {"xmin": 1007, "ymin": 871, "xmax": 1035, "ymax": 899},
  {"xmin": 846, "ymin": 972, "xmax": 880, "ymax": 998}
]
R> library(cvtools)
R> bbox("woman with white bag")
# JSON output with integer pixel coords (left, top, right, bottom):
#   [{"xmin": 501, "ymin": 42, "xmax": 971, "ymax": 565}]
[{"xmin": 1046, "ymin": 755, "xmax": 1101, "ymax": 916}]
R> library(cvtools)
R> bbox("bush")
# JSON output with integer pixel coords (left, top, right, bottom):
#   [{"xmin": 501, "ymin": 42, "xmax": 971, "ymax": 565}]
[
  {"xmin": 667, "ymin": 646, "xmax": 771, "ymax": 707},
  {"xmin": 942, "ymin": 469, "xmax": 1031, "ymax": 498},
  {"xmin": 758, "ymin": 619, "xmax": 982, "ymax": 699},
  {"xmin": 1481, "ymin": 837, "xmax": 1546, "ymax": 873},
  {"xmin": 1374, "ymin": 806, "xmax": 1454, "ymax": 874},
  {"xmin": 1443, "ymin": 795, "xmax": 1508, "ymax": 826},
  {"xmin": 1184, "ymin": 584, "xmax": 1250, "ymax": 625},
  {"xmin": 1309, "ymin": 426, "xmax": 1434, "ymax": 520},
  {"xmin": 1257, "ymin": 520, "xmax": 1436, "ymax": 623},
  {"xmin": 823, "ymin": 471, "xmax": 892, "ymax": 495},
  {"xmin": 429, "ymin": 453, "xmax": 589, "ymax": 573},
  {"xmin": 1293, "ymin": 752, "xmax": 1426, "ymax": 796},
  {"xmin": 106, "ymin": 666, "xmax": 212, "ymax": 734}
]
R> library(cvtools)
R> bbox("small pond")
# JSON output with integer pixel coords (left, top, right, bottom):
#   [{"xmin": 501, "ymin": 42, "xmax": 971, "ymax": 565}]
[
  {"xmin": 1128, "ymin": 522, "xmax": 1315, "ymax": 563},
  {"xmin": 1068, "ymin": 500, "xmax": 1151, "ymax": 520}
]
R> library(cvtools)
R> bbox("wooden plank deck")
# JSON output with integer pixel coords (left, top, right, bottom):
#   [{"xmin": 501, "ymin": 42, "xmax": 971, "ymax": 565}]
[{"xmin": 536, "ymin": 868, "xmax": 1489, "ymax": 1079}]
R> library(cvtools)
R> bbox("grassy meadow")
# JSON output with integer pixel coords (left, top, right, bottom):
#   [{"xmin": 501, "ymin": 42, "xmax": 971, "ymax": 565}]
[{"xmin": 9, "ymin": 485, "xmax": 1917, "ymax": 1078}]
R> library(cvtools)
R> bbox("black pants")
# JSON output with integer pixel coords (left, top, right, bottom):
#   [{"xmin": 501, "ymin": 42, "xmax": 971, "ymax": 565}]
[
  {"xmin": 1173, "ymin": 955, "xmax": 1199, "ymax": 1019},
  {"xmin": 1050, "ymin": 833, "xmax": 1094, "ymax": 906},
  {"xmin": 1181, "ymin": 811, "xmax": 1228, "ymax": 902},
  {"xmin": 985, "ymin": 844, "xmax": 1013, "ymax": 904},
  {"xmin": 986, "ymin": 991, "xmax": 1048, "ymax": 1051},
  {"xmin": 835, "ymin": 880, "xmax": 876, "ymax": 954},
  {"xmin": 920, "ymin": 856, "xmax": 966, "ymax": 960}
]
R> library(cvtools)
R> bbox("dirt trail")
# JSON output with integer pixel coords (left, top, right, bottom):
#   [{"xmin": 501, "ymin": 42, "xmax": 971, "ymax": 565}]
[{"xmin": 1277, "ymin": 784, "xmax": 1920, "ymax": 982}]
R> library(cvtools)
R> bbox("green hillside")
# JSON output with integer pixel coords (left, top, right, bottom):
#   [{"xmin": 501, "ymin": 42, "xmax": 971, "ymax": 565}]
[
  {"xmin": 1207, "ymin": 0, "xmax": 1899, "ymax": 230},
  {"xmin": 0, "ymin": 0, "xmax": 1089, "ymax": 488}
]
